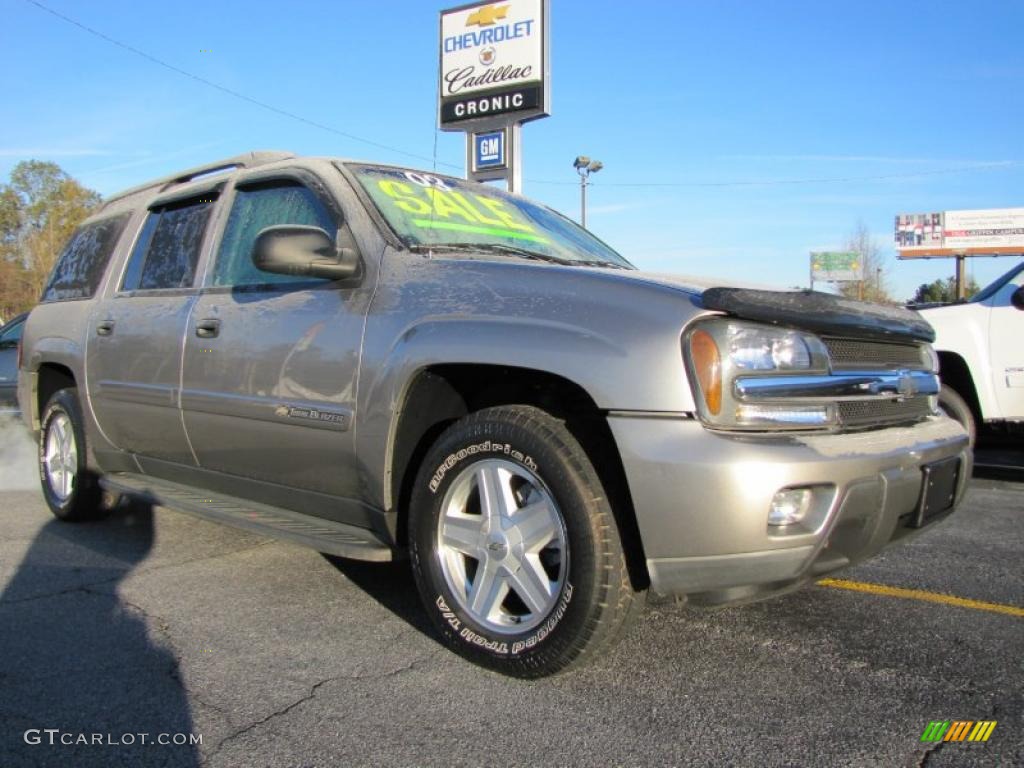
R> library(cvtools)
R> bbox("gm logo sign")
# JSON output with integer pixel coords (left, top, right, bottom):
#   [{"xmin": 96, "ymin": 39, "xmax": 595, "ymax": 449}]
[{"xmin": 473, "ymin": 130, "xmax": 506, "ymax": 171}]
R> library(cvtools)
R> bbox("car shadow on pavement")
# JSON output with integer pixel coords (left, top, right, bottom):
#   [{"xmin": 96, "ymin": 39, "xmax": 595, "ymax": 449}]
[
  {"xmin": 320, "ymin": 555, "xmax": 441, "ymax": 643},
  {"xmin": 0, "ymin": 501, "xmax": 200, "ymax": 768}
]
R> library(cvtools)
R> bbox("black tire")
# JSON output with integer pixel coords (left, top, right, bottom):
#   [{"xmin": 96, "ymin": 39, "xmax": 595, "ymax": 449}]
[
  {"xmin": 409, "ymin": 405, "xmax": 639, "ymax": 678},
  {"xmin": 938, "ymin": 384, "xmax": 976, "ymax": 449},
  {"xmin": 38, "ymin": 388, "xmax": 103, "ymax": 521}
]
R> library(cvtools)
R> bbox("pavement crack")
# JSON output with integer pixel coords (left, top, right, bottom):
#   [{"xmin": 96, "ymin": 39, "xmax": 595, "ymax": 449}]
[
  {"xmin": 207, "ymin": 675, "xmax": 340, "ymax": 758},
  {"xmin": 203, "ymin": 638, "xmax": 438, "ymax": 761}
]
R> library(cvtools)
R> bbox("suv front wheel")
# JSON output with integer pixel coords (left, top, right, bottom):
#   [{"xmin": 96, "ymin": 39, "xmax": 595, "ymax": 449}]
[{"xmin": 409, "ymin": 405, "xmax": 638, "ymax": 677}]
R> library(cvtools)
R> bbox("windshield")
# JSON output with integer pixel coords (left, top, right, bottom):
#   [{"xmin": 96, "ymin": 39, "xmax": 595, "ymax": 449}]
[
  {"xmin": 346, "ymin": 163, "xmax": 633, "ymax": 269},
  {"xmin": 970, "ymin": 259, "xmax": 1024, "ymax": 303}
]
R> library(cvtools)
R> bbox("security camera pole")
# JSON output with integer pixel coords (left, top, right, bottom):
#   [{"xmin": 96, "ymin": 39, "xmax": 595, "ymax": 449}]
[
  {"xmin": 439, "ymin": 0, "xmax": 551, "ymax": 193},
  {"xmin": 574, "ymin": 156, "xmax": 602, "ymax": 228}
]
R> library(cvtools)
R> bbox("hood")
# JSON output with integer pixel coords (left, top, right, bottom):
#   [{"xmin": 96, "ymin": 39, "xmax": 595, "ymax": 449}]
[
  {"xmin": 578, "ymin": 267, "xmax": 935, "ymax": 343},
  {"xmin": 595, "ymin": 268, "xmax": 784, "ymax": 296}
]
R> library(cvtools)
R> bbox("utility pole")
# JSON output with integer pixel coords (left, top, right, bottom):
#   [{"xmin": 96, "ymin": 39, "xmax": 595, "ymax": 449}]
[{"xmin": 573, "ymin": 155, "xmax": 603, "ymax": 228}]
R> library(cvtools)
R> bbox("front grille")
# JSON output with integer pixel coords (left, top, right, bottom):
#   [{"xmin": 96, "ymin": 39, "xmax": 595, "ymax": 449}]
[
  {"xmin": 824, "ymin": 338, "xmax": 926, "ymax": 370},
  {"xmin": 837, "ymin": 397, "xmax": 934, "ymax": 428}
]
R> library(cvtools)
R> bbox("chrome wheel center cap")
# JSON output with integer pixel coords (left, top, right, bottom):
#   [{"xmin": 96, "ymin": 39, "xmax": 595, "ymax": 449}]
[{"xmin": 485, "ymin": 533, "xmax": 510, "ymax": 561}]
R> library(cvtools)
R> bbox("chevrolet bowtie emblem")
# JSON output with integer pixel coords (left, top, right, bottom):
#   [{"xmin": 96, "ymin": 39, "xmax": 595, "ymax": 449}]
[
  {"xmin": 466, "ymin": 4, "xmax": 509, "ymax": 26},
  {"xmin": 897, "ymin": 372, "xmax": 916, "ymax": 399}
]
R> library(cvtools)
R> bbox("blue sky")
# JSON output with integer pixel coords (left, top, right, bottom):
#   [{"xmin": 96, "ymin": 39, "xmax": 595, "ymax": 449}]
[{"xmin": 2, "ymin": 0, "xmax": 1022, "ymax": 299}]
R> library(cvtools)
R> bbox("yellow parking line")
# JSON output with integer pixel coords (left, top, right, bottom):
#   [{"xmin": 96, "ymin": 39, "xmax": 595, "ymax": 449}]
[{"xmin": 816, "ymin": 578, "xmax": 1024, "ymax": 618}]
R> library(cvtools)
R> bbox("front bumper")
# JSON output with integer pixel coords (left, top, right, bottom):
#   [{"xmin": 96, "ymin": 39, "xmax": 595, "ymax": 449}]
[{"xmin": 607, "ymin": 414, "xmax": 971, "ymax": 602}]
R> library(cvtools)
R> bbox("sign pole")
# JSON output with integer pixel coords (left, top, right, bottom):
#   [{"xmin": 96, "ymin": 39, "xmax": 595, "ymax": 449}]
[
  {"xmin": 955, "ymin": 254, "xmax": 967, "ymax": 299},
  {"xmin": 580, "ymin": 171, "xmax": 587, "ymax": 228}
]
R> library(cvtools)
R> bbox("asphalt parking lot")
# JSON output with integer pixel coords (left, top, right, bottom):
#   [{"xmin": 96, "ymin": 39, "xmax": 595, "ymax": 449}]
[{"xmin": 0, "ymin": 425, "xmax": 1021, "ymax": 767}]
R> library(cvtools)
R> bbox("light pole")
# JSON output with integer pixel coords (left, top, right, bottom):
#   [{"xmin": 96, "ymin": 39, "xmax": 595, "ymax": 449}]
[{"xmin": 573, "ymin": 155, "xmax": 603, "ymax": 228}]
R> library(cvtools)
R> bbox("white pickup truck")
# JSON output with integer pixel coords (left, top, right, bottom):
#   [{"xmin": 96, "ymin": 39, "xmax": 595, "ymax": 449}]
[{"xmin": 918, "ymin": 260, "xmax": 1024, "ymax": 444}]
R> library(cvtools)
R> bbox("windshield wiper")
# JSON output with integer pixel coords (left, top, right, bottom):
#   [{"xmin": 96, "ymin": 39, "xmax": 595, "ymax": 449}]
[
  {"xmin": 410, "ymin": 242, "xmax": 576, "ymax": 266},
  {"xmin": 573, "ymin": 259, "xmax": 631, "ymax": 270}
]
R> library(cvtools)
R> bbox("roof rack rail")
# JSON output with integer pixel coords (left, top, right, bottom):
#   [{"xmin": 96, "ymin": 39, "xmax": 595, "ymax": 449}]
[{"xmin": 104, "ymin": 150, "xmax": 295, "ymax": 205}]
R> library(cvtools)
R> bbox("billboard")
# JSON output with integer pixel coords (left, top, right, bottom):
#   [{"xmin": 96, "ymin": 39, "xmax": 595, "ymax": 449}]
[
  {"xmin": 811, "ymin": 251, "xmax": 862, "ymax": 282},
  {"xmin": 439, "ymin": 0, "xmax": 549, "ymax": 129},
  {"xmin": 945, "ymin": 208, "xmax": 1024, "ymax": 249},
  {"xmin": 896, "ymin": 207, "xmax": 1024, "ymax": 258}
]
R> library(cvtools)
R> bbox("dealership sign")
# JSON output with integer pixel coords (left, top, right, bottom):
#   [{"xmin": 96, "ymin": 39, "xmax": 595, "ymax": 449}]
[
  {"xmin": 896, "ymin": 208, "xmax": 1024, "ymax": 257},
  {"xmin": 439, "ymin": 0, "xmax": 549, "ymax": 128}
]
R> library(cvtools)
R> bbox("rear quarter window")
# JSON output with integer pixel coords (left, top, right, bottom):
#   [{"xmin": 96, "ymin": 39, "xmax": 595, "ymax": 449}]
[{"xmin": 41, "ymin": 213, "xmax": 132, "ymax": 302}]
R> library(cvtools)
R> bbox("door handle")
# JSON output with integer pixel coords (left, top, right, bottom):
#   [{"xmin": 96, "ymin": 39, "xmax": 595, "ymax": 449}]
[
  {"xmin": 195, "ymin": 318, "xmax": 221, "ymax": 338},
  {"xmin": 96, "ymin": 320, "xmax": 115, "ymax": 336}
]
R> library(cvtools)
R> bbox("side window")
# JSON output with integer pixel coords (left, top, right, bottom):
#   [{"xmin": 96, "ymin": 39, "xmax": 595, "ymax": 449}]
[
  {"xmin": 0, "ymin": 319, "xmax": 24, "ymax": 349},
  {"xmin": 41, "ymin": 213, "xmax": 131, "ymax": 302},
  {"xmin": 121, "ymin": 198, "xmax": 214, "ymax": 291},
  {"xmin": 213, "ymin": 183, "xmax": 335, "ymax": 287}
]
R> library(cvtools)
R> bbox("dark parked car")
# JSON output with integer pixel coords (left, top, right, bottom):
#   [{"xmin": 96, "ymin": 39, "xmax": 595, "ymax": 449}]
[{"xmin": 0, "ymin": 312, "xmax": 27, "ymax": 415}]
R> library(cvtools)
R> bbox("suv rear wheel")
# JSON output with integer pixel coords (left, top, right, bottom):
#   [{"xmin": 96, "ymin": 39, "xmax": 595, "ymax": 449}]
[
  {"xmin": 409, "ymin": 405, "xmax": 638, "ymax": 677},
  {"xmin": 39, "ymin": 387, "xmax": 102, "ymax": 521}
]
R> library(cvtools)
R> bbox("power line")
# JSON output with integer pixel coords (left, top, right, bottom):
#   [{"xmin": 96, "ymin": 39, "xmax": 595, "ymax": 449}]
[
  {"xmin": 24, "ymin": 0, "xmax": 464, "ymax": 171},
  {"xmin": 25, "ymin": 1, "xmax": 1024, "ymax": 191}
]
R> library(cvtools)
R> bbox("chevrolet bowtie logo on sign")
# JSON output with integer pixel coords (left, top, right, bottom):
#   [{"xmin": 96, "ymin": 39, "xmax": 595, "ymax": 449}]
[
  {"xmin": 920, "ymin": 720, "xmax": 997, "ymax": 743},
  {"xmin": 466, "ymin": 4, "xmax": 509, "ymax": 27}
]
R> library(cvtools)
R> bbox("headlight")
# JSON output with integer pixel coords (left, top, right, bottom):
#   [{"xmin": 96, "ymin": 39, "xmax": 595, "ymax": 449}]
[
  {"xmin": 728, "ymin": 326, "xmax": 812, "ymax": 370},
  {"xmin": 685, "ymin": 318, "xmax": 830, "ymax": 430}
]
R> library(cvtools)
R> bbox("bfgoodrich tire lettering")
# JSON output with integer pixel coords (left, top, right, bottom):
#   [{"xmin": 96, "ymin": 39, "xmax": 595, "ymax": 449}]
[
  {"xmin": 409, "ymin": 405, "xmax": 638, "ymax": 677},
  {"xmin": 38, "ymin": 387, "xmax": 103, "ymax": 522}
]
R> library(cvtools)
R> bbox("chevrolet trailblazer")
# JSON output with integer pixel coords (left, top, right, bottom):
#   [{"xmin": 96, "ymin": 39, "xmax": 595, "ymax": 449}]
[{"xmin": 17, "ymin": 151, "xmax": 970, "ymax": 677}]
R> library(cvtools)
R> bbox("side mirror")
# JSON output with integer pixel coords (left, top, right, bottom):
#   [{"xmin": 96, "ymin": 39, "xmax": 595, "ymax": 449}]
[
  {"xmin": 252, "ymin": 225, "xmax": 361, "ymax": 282},
  {"xmin": 1011, "ymin": 285, "xmax": 1024, "ymax": 310}
]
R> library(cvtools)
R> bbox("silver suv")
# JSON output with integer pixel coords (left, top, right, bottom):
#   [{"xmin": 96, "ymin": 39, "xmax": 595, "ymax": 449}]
[{"xmin": 18, "ymin": 151, "xmax": 970, "ymax": 677}]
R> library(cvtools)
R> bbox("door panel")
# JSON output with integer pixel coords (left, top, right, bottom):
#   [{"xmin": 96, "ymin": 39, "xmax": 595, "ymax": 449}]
[
  {"xmin": 86, "ymin": 295, "xmax": 196, "ymax": 462},
  {"xmin": 181, "ymin": 288, "xmax": 363, "ymax": 499},
  {"xmin": 179, "ymin": 178, "xmax": 370, "ymax": 507}
]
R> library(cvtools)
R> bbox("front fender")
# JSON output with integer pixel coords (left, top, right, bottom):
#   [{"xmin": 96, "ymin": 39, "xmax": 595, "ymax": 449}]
[{"xmin": 352, "ymin": 253, "xmax": 702, "ymax": 511}]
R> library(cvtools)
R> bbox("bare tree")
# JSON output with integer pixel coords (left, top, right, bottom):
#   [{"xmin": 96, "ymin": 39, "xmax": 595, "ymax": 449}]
[{"xmin": 837, "ymin": 220, "xmax": 894, "ymax": 304}]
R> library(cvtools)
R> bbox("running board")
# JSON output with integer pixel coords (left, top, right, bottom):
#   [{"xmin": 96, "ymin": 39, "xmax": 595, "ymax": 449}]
[{"xmin": 100, "ymin": 473, "xmax": 395, "ymax": 562}]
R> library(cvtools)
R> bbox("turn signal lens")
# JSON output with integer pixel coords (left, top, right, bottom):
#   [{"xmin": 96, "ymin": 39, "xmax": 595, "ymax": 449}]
[{"xmin": 690, "ymin": 330, "xmax": 722, "ymax": 415}]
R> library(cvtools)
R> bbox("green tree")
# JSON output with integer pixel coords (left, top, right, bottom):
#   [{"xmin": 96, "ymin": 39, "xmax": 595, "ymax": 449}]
[
  {"xmin": 836, "ymin": 220, "xmax": 895, "ymax": 304},
  {"xmin": 0, "ymin": 161, "xmax": 101, "ymax": 319},
  {"xmin": 910, "ymin": 276, "xmax": 981, "ymax": 304}
]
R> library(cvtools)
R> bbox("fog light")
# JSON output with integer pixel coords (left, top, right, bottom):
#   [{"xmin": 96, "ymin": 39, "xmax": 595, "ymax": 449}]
[
  {"xmin": 736, "ymin": 404, "xmax": 831, "ymax": 426},
  {"xmin": 768, "ymin": 488, "xmax": 813, "ymax": 526}
]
